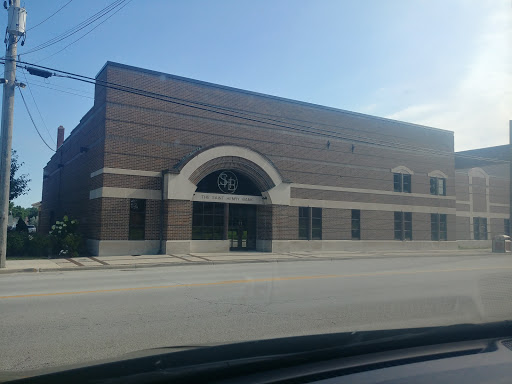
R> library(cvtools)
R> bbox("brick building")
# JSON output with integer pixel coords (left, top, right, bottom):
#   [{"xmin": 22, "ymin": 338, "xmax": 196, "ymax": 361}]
[
  {"xmin": 455, "ymin": 145, "xmax": 510, "ymax": 247},
  {"xmin": 39, "ymin": 62, "xmax": 507, "ymax": 256}
]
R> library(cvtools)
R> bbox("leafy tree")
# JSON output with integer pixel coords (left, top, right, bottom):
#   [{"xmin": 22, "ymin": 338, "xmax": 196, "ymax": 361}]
[
  {"xmin": 10, "ymin": 150, "xmax": 30, "ymax": 201},
  {"xmin": 10, "ymin": 205, "xmax": 38, "ymax": 220},
  {"xmin": 16, "ymin": 217, "xmax": 28, "ymax": 232}
]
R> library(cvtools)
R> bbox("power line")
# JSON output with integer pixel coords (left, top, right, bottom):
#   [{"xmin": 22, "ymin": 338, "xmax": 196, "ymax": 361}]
[
  {"xmin": 17, "ymin": 86, "xmax": 56, "ymax": 152},
  {"xmin": 11, "ymin": 59, "xmax": 510, "ymax": 165},
  {"xmin": 20, "ymin": 68, "xmax": 56, "ymax": 144},
  {"xmin": 26, "ymin": 0, "xmax": 73, "ymax": 32},
  {"xmin": 24, "ymin": 77, "xmax": 93, "ymax": 95},
  {"xmin": 20, "ymin": 0, "xmax": 127, "ymax": 56},
  {"xmin": 26, "ymin": 82, "xmax": 94, "ymax": 99},
  {"xmin": 36, "ymin": 0, "xmax": 133, "ymax": 63}
]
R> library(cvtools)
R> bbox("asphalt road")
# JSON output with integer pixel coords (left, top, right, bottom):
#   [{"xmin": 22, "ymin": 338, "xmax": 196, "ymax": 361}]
[{"xmin": 2, "ymin": 254, "xmax": 512, "ymax": 373}]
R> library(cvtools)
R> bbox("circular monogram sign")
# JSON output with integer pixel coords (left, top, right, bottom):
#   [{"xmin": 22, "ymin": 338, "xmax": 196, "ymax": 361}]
[{"xmin": 217, "ymin": 171, "xmax": 238, "ymax": 194}]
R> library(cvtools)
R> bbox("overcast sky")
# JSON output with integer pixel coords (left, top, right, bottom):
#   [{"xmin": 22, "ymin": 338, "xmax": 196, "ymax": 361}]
[{"xmin": 4, "ymin": 0, "xmax": 511, "ymax": 207}]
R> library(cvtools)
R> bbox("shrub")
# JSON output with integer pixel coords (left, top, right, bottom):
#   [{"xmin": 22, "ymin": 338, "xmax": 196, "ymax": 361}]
[
  {"xmin": 25, "ymin": 233, "xmax": 50, "ymax": 257},
  {"xmin": 50, "ymin": 215, "xmax": 83, "ymax": 257},
  {"xmin": 6, "ymin": 231, "xmax": 26, "ymax": 256},
  {"xmin": 16, "ymin": 218, "xmax": 28, "ymax": 232}
]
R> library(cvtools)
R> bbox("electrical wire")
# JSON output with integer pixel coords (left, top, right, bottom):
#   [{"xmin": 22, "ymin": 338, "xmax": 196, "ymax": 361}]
[
  {"xmin": 17, "ymin": 86, "xmax": 56, "ymax": 152},
  {"xmin": 20, "ymin": 0, "xmax": 127, "ymax": 56},
  {"xmin": 20, "ymin": 68, "xmax": 56, "ymax": 144},
  {"xmin": 26, "ymin": 0, "xmax": 74, "ymax": 32},
  {"xmin": 10, "ymin": 59, "xmax": 510, "ymax": 165},
  {"xmin": 26, "ymin": 82, "xmax": 94, "ymax": 99},
  {"xmin": 24, "ymin": 77, "xmax": 93, "ymax": 95},
  {"xmin": 35, "ymin": 0, "xmax": 133, "ymax": 63}
]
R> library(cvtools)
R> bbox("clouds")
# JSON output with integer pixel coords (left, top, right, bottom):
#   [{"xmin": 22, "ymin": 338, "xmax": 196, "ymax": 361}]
[{"xmin": 385, "ymin": 2, "xmax": 511, "ymax": 151}]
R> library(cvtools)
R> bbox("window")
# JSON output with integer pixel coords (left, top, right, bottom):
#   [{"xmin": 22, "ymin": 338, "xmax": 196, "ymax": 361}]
[
  {"xmin": 473, "ymin": 217, "xmax": 488, "ymax": 240},
  {"xmin": 430, "ymin": 177, "xmax": 446, "ymax": 196},
  {"xmin": 394, "ymin": 211, "xmax": 412, "ymax": 240},
  {"xmin": 393, "ymin": 173, "xmax": 411, "ymax": 193},
  {"xmin": 312, "ymin": 208, "xmax": 322, "ymax": 240},
  {"xmin": 299, "ymin": 207, "xmax": 309, "ymax": 240},
  {"xmin": 192, "ymin": 202, "xmax": 225, "ymax": 240},
  {"xmin": 393, "ymin": 173, "xmax": 402, "ymax": 192},
  {"xmin": 129, "ymin": 199, "xmax": 146, "ymax": 240},
  {"xmin": 351, "ymin": 209, "xmax": 360, "ymax": 240},
  {"xmin": 431, "ymin": 214, "xmax": 447, "ymax": 241},
  {"xmin": 299, "ymin": 207, "xmax": 322, "ymax": 240},
  {"xmin": 505, "ymin": 219, "xmax": 510, "ymax": 237}
]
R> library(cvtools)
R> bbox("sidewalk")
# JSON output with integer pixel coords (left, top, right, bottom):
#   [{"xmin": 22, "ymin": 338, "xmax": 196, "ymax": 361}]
[{"xmin": 0, "ymin": 249, "xmax": 497, "ymax": 274}]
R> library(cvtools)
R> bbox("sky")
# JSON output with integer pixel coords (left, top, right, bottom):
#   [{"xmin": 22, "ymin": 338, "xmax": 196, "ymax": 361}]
[{"xmin": 3, "ymin": 0, "xmax": 511, "ymax": 207}]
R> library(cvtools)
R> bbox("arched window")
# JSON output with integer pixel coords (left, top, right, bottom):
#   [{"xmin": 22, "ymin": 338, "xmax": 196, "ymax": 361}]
[
  {"xmin": 428, "ymin": 170, "xmax": 448, "ymax": 196},
  {"xmin": 391, "ymin": 166, "xmax": 414, "ymax": 193}
]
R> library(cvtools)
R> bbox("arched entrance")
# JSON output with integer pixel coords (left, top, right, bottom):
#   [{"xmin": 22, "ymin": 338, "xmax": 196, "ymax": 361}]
[
  {"xmin": 193, "ymin": 169, "xmax": 264, "ymax": 250},
  {"xmin": 163, "ymin": 145, "xmax": 290, "ymax": 253}
]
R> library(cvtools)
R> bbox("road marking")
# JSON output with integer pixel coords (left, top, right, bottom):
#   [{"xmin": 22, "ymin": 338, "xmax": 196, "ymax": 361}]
[{"xmin": 2, "ymin": 265, "xmax": 512, "ymax": 300}]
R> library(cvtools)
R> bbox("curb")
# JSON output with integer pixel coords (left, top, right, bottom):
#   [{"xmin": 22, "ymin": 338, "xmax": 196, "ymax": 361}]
[{"xmin": 0, "ymin": 251, "xmax": 498, "ymax": 275}]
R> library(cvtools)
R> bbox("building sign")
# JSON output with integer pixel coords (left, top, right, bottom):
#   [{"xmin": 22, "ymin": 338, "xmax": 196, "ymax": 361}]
[
  {"xmin": 193, "ymin": 193, "xmax": 264, "ymax": 205},
  {"xmin": 217, "ymin": 171, "xmax": 238, "ymax": 194}
]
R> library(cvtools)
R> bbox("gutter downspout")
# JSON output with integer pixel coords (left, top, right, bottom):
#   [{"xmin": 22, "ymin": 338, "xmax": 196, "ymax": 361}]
[{"xmin": 159, "ymin": 170, "xmax": 168, "ymax": 254}]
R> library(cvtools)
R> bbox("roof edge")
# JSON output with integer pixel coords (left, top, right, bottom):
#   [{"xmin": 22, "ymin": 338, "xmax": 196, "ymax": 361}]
[{"xmin": 100, "ymin": 61, "xmax": 453, "ymax": 135}]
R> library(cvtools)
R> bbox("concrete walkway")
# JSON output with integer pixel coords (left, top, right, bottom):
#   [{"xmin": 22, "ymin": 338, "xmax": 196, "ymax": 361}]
[{"xmin": 0, "ymin": 249, "xmax": 498, "ymax": 274}]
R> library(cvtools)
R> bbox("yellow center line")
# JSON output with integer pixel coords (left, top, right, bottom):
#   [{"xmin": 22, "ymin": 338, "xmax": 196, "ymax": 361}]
[{"xmin": 2, "ymin": 265, "xmax": 512, "ymax": 300}]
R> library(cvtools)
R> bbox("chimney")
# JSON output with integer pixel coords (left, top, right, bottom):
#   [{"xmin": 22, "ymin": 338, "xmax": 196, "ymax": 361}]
[{"xmin": 57, "ymin": 125, "xmax": 64, "ymax": 150}]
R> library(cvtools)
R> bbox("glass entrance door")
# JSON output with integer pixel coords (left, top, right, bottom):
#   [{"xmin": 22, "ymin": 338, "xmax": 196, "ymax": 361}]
[{"xmin": 228, "ymin": 204, "xmax": 256, "ymax": 251}]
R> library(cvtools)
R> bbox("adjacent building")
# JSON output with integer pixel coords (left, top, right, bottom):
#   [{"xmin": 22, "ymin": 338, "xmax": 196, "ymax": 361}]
[
  {"xmin": 455, "ymin": 145, "xmax": 510, "ymax": 247},
  {"xmin": 39, "ymin": 62, "xmax": 509, "ymax": 256}
]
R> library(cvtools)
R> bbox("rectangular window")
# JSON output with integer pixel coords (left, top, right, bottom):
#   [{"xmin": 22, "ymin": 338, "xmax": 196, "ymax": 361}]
[
  {"xmin": 430, "ymin": 177, "xmax": 446, "ymax": 196},
  {"xmin": 394, "ymin": 212, "xmax": 402, "ymax": 240},
  {"xmin": 431, "ymin": 214, "xmax": 447, "ymax": 241},
  {"xmin": 394, "ymin": 211, "xmax": 412, "ymax": 240},
  {"xmin": 351, "ymin": 209, "xmax": 361, "ymax": 240},
  {"xmin": 430, "ymin": 177, "xmax": 437, "ymax": 195},
  {"xmin": 439, "ymin": 214, "xmax": 447, "ymax": 241},
  {"xmin": 393, "ymin": 173, "xmax": 402, "ymax": 192},
  {"xmin": 438, "ymin": 178, "xmax": 446, "ymax": 196},
  {"xmin": 129, "ymin": 199, "xmax": 146, "ymax": 240},
  {"xmin": 505, "ymin": 219, "xmax": 510, "ymax": 236},
  {"xmin": 393, "ymin": 173, "xmax": 411, "ymax": 193},
  {"xmin": 402, "ymin": 174, "xmax": 411, "ymax": 193},
  {"xmin": 312, "ymin": 208, "xmax": 322, "ymax": 240},
  {"xmin": 431, "ymin": 213, "xmax": 439, "ymax": 241},
  {"xmin": 473, "ymin": 217, "xmax": 488, "ymax": 240},
  {"xmin": 404, "ymin": 212, "xmax": 412, "ymax": 240},
  {"xmin": 192, "ymin": 202, "xmax": 225, "ymax": 240},
  {"xmin": 299, "ymin": 207, "xmax": 309, "ymax": 240},
  {"xmin": 473, "ymin": 217, "xmax": 479, "ymax": 240}
]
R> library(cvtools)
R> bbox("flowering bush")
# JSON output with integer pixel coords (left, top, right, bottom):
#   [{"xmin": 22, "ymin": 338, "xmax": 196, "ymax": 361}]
[{"xmin": 49, "ymin": 216, "xmax": 83, "ymax": 257}]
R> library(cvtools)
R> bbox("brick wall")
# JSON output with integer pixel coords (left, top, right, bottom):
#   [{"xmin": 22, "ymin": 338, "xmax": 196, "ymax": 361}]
[
  {"xmin": 40, "ymin": 104, "xmax": 106, "ymax": 238},
  {"xmin": 164, "ymin": 200, "xmax": 192, "ymax": 240},
  {"xmin": 323, "ymin": 208, "xmax": 351, "ymax": 240},
  {"xmin": 41, "ymin": 61, "xmax": 462, "ymax": 245}
]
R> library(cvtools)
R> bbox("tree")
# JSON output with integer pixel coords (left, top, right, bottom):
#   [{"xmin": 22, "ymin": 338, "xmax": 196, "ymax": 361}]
[
  {"xmin": 10, "ymin": 150, "xmax": 30, "ymax": 201},
  {"xmin": 15, "ymin": 217, "xmax": 28, "ymax": 232},
  {"xmin": 10, "ymin": 205, "xmax": 37, "ymax": 220}
]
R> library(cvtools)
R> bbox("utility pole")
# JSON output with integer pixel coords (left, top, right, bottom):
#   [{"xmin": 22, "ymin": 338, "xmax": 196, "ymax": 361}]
[{"xmin": 0, "ymin": 0, "xmax": 26, "ymax": 268}]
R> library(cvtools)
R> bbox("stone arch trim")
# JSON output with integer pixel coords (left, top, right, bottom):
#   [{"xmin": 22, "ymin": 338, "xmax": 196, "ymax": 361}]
[
  {"xmin": 391, "ymin": 165, "xmax": 414, "ymax": 175},
  {"xmin": 468, "ymin": 167, "xmax": 488, "ymax": 179},
  {"xmin": 178, "ymin": 145, "xmax": 283, "ymax": 188},
  {"xmin": 189, "ymin": 156, "xmax": 275, "ymax": 192},
  {"xmin": 428, "ymin": 170, "xmax": 449, "ymax": 179},
  {"xmin": 164, "ymin": 145, "xmax": 290, "ymax": 205}
]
